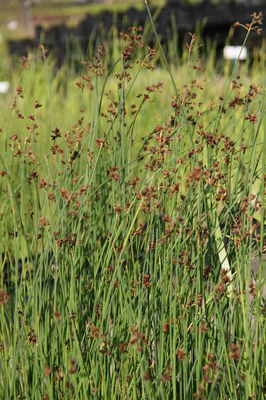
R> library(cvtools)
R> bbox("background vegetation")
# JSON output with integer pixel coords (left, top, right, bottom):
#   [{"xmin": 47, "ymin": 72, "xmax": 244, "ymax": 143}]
[{"xmin": 0, "ymin": 6, "xmax": 265, "ymax": 399}]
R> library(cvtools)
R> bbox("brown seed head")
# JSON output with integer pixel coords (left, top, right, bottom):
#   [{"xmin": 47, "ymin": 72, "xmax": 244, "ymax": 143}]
[{"xmin": 0, "ymin": 289, "xmax": 8, "ymax": 305}]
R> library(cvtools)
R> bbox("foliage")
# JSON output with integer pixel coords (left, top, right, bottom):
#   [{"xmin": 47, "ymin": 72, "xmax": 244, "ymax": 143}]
[{"xmin": 0, "ymin": 10, "xmax": 265, "ymax": 399}]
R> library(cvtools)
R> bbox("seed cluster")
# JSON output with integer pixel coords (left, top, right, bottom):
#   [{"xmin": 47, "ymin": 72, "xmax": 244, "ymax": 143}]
[{"xmin": 0, "ymin": 12, "xmax": 265, "ymax": 400}]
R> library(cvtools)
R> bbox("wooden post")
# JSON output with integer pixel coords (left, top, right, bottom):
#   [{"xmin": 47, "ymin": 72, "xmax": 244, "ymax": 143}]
[{"xmin": 18, "ymin": 0, "xmax": 34, "ymax": 37}]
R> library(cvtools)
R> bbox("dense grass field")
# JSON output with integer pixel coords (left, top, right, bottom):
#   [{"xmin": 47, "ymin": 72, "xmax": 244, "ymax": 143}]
[{"xmin": 0, "ymin": 9, "xmax": 265, "ymax": 399}]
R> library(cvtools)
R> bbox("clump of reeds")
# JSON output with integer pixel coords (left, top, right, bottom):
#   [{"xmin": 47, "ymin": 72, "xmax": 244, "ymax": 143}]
[{"xmin": 0, "ymin": 8, "xmax": 265, "ymax": 400}]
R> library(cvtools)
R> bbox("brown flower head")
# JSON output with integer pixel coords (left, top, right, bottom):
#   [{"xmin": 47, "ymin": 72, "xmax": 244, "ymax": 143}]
[{"xmin": 0, "ymin": 289, "xmax": 8, "ymax": 305}]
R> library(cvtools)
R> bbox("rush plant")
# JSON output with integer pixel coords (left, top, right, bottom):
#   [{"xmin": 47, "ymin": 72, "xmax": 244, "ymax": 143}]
[{"xmin": 0, "ymin": 8, "xmax": 265, "ymax": 400}]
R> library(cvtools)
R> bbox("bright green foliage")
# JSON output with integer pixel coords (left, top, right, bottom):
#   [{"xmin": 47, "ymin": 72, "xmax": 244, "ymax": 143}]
[{"xmin": 0, "ymin": 11, "xmax": 265, "ymax": 400}]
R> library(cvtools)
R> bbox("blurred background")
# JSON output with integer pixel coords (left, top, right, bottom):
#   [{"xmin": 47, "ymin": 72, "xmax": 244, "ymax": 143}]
[
  {"xmin": 0, "ymin": 0, "xmax": 265, "ymax": 83},
  {"xmin": 0, "ymin": 1, "xmax": 264, "ymax": 38}
]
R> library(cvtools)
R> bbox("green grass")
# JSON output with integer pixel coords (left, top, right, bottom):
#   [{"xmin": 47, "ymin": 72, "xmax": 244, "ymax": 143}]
[
  {"xmin": 0, "ymin": 0, "xmax": 165, "ymax": 41},
  {"xmin": 32, "ymin": 0, "xmax": 166, "ymax": 17},
  {"xmin": 0, "ymin": 0, "xmax": 166, "ymax": 40},
  {"xmin": 0, "ymin": 11, "xmax": 265, "ymax": 399},
  {"xmin": 0, "ymin": 0, "xmax": 166, "ymax": 23}
]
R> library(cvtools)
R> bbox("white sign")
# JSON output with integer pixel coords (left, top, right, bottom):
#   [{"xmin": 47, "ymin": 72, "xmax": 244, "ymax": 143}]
[
  {"xmin": 0, "ymin": 82, "xmax": 10, "ymax": 94},
  {"xmin": 223, "ymin": 46, "xmax": 247, "ymax": 61}
]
